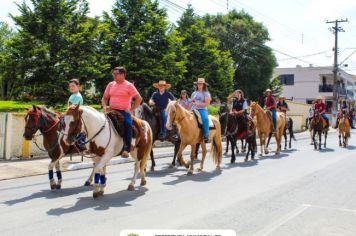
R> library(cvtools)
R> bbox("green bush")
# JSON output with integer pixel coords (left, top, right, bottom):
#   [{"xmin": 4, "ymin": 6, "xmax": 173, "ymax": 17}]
[{"xmin": 208, "ymin": 105, "xmax": 220, "ymax": 115}]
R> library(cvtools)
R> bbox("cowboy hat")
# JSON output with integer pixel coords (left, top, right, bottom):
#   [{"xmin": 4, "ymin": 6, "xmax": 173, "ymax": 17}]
[
  {"xmin": 153, "ymin": 80, "xmax": 171, "ymax": 89},
  {"xmin": 265, "ymin": 88, "xmax": 272, "ymax": 93},
  {"xmin": 316, "ymin": 95, "xmax": 323, "ymax": 100},
  {"xmin": 194, "ymin": 78, "xmax": 209, "ymax": 86},
  {"xmin": 235, "ymin": 89, "xmax": 244, "ymax": 98},
  {"xmin": 279, "ymin": 95, "xmax": 286, "ymax": 99}
]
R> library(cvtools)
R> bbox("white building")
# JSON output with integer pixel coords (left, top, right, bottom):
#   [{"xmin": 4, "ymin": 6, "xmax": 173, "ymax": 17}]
[{"xmin": 274, "ymin": 66, "xmax": 356, "ymax": 114}]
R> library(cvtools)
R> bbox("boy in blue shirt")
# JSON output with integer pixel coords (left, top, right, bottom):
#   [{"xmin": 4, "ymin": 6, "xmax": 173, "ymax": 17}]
[{"xmin": 68, "ymin": 79, "xmax": 83, "ymax": 106}]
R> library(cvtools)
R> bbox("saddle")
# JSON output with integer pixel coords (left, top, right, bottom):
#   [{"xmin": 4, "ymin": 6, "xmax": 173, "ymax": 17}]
[
  {"xmin": 106, "ymin": 110, "xmax": 143, "ymax": 141},
  {"xmin": 192, "ymin": 110, "xmax": 215, "ymax": 130},
  {"xmin": 265, "ymin": 110, "xmax": 274, "ymax": 129}
]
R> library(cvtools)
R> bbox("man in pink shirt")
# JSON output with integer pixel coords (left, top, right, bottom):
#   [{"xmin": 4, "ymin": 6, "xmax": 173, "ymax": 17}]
[{"xmin": 102, "ymin": 67, "xmax": 142, "ymax": 157}]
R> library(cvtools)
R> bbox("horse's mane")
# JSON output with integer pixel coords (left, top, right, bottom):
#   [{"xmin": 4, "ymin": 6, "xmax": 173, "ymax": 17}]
[
  {"xmin": 142, "ymin": 103, "xmax": 153, "ymax": 115},
  {"xmin": 41, "ymin": 107, "xmax": 57, "ymax": 118}
]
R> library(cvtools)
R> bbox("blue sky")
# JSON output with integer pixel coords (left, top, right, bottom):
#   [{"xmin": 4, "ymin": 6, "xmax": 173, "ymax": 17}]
[{"xmin": 1, "ymin": 0, "xmax": 356, "ymax": 74}]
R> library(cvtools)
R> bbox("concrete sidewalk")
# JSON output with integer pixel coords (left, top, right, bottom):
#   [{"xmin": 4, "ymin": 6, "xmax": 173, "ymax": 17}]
[{"xmin": 0, "ymin": 130, "xmax": 332, "ymax": 181}]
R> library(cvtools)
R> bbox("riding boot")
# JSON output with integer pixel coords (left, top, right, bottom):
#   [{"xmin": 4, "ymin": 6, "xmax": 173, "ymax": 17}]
[{"xmin": 335, "ymin": 118, "xmax": 339, "ymax": 129}]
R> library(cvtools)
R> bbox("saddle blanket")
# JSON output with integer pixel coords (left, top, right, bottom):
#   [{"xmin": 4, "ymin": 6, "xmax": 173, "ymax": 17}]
[{"xmin": 192, "ymin": 110, "xmax": 215, "ymax": 128}]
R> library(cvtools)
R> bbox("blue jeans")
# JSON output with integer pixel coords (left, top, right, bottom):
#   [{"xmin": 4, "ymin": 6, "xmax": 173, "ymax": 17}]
[
  {"xmin": 161, "ymin": 109, "xmax": 168, "ymax": 136},
  {"xmin": 321, "ymin": 114, "xmax": 329, "ymax": 122},
  {"xmin": 271, "ymin": 109, "xmax": 277, "ymax": 129},
  {"xmin": 117, "ymin": 110, "xmax": 132, "ymax": 152},
  {"xmin": 197, "ymin": 109, "xmax": 209, "ymax": 139}
]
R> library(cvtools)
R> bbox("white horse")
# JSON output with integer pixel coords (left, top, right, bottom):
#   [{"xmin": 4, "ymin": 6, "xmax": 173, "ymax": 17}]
[{"xmin": 63, "ymin": 105, "xmax": 152, "ymax": 198}]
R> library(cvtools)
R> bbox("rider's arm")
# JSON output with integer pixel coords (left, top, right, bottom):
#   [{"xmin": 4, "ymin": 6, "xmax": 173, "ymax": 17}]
[
  {"xmin": 196, "ymin": 95, "xmax": 211, "ymax": 107},
  {"xmin": 131, "ymin": 94, "xmax": 142, "ymax": 112},
  {"xmin": 148, "ymin": 92, "xmax": 156, "ymax": 106}
]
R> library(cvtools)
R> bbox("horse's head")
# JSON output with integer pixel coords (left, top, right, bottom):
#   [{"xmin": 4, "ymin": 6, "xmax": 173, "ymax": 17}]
[
  {"xmin": 24, "ymin": 105, "xmax": 44, "ymax": 140},
  {"xmin": 313, "ymin": 109, "xmax": 320, "ymax": 120},
  {"xmin": 166, "ymin": 100, "xmax": 179, "ymax": 130},
  {"xmin": 63, "ymin": 104, "xmax": 83, "ymax": 145},
  {"xmin": 250, "ymin": 101, "xmax": 257, "ymax": 118}
]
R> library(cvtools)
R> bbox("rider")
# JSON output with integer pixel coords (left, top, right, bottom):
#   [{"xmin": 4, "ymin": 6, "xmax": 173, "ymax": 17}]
[
  {"xmin": 335, "ymin": 100, "xmax": 352, "ymax": 128},
  {"xmin": 231, "ymin": 89, "xmax": 249, "ymax": 122},
  {"xmin": 102, "ymin": 66, "xmax": 142, "ymax": 158},
  {"xmin": 188, "ymin": 78, "xmax": 211, "ymax": 143},
  {"xmin": 276, "ymin": 95, "xmax": 289, "ymax": 114},
  {"xmin": 313, "ymin": 96, "xmax": 329, "ymax": 128},
  {"xmin": 149, "ymin": 80, "xmax": 175, "ymax": 140},
  {"xmin": 264, "ymin": 89, "xmax": 277, "ymax": 133},
  {"xmin": 178, "ymin": 90, "xmax": 191, "ymax": 110}
]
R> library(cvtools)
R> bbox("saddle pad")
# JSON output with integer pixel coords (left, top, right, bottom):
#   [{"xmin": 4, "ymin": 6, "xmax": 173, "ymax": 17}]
[{"xmin": 192, "ymin": 110, "xmax": 215, "ymax": 128}]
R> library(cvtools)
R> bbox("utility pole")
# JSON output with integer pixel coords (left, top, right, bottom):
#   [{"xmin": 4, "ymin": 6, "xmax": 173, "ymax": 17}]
[{"xmin": 326, "ymin": 18, "xmax": 348, "ymax": 119}]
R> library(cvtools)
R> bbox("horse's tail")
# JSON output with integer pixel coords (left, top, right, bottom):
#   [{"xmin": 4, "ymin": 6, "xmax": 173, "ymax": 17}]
[
  {"xmin": 139, "ymin": 121, "xmax": 153, "ymax": 171},
  {"xmin": 289, "ymin": 118, "xmax": 296, "ymax": 141},
  {"xmin": 211, "ymin": 118, "xmax": 222, "ymax": 164}
]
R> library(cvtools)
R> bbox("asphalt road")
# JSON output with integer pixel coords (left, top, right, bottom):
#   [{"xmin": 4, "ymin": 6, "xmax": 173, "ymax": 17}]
[{"xmin": 1, "ymin": 130, "xmax": 356, "ymax": 236}]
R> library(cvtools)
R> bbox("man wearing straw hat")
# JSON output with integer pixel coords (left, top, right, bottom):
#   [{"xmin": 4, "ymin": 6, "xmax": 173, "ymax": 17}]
[
  {"xmin": 264, "ymin": 89, "xmax": 277, "ymax": 132},
  {"xmin": 149, "ymin": 80, "xmax": 175, "ymax": 140},
  {"xmin": 277, "ymin": 95, "xmax": 289, "ymax": 114},
  {"xmin": 313, "ymin": 96, "xmax": 329, "ymax": 128}
]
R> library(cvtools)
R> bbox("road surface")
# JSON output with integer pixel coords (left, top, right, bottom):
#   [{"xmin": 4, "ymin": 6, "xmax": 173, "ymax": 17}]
[{"xmin": 1, "ymin": 130, "xmax": 356, "ymax": 236}]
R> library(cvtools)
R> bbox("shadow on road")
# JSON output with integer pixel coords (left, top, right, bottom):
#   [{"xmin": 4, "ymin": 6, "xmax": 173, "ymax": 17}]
[
  {"xmin": 346, "ymin": 145, "xmax": 356, "ymax": 150},
  {"xmin": 46, "ymin": 187, "xmax": 148, "ymax": 216},
  {"xmin": 162, "ymin": 168, "xmax": 222, "ymax": 186},
  {"xmin": 281, "ymin": 148, "xmax": 298, "ymax": 154},
  {"xmin": 2, "ymin": 185, "xmax": 92, "ymax": 206},
  {"xmin": 258, "ymin": 153, "xmax": 289, "ymax": 160},
  {"xmin": 318, "ymin": 148, "xmax": 335, "ymax": 153}
]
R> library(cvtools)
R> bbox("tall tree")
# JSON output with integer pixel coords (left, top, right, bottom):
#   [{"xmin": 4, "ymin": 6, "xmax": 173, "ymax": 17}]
[
  {"xmin": 10, "ymin": 0, "xmax": 103, "ymax": 105},
  {"xmin": 176, "ymin": 6, "xmax": 234, "ymax": 100},
  {"xmin": 98, "ymin": 0, "xmax": 186, "ymax": 100},
  {"xmin": 203, "ymin": 10, "xmax": 277, "ymax": 101}
]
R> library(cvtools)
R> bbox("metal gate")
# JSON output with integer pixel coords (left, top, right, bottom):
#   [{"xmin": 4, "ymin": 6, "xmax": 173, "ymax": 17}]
[{"xmin": 0, "ymin": 113, "xmax": 8, "ymax": 159}]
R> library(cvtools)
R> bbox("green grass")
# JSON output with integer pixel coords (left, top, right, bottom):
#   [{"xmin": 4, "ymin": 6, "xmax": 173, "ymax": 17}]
[{"xmin": 0, "ymin": 100, "xmax": 102, "ymax": 113}]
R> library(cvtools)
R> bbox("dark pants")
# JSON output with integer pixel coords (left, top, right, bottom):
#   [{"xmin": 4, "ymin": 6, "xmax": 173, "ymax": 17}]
[{"xmin": 116, "ymin": 110, "xmax": 132, "ymax": 152}]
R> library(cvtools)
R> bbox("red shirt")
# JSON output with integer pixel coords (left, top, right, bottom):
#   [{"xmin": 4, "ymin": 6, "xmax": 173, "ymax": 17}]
[
  {"xmin": 104, "ymin": 81, "xmax": 139, "ymax": 111},
  {"xmin": 314, "ymin": 102, "xmax": 326, "ymax": 113},
  {"xmin": 265, "ymin": 95, "xmax": 276, "ymax": 110}
]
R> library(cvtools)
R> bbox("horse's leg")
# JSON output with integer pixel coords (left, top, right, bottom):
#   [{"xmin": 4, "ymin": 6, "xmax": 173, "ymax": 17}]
[
  {"xmin": 230, "ymin": 137, "xmax": 236, "ymax": 164},
  {"xmin": 92, "ymin": 155, "xmax": 110, "ymax": 198},
  {"xmin": 195, "ymin": 143, "xmax": 200, "ymax": 160},
  {"xmin": 140, "ymin": 153, "xmax": 149, "ymax": 187},
  {"xmin": 128, "ymin": 160, "xmax": 140, "ymax": 191},
  {"xmin": 177, "ymin": 142, "xmax": 189, "ymax": 168},
  {"xmin": 241, "ymin": 139, "xmax": 245, "ymax": 153},
  {"xmin": 198, "ymin": 142, "xmax": 207, "ymax": 172},
  {"xmin": 54, "ymin": 160, "xmax": 62, "ymax": 190},
  {"xmin": 264, "ymin": 134, "xmax": 270, "ymax": 155},
  {"xmin": 85, "ymin": 168, "xmax": 94, "ymax": 186},
  {"xmin": 319, "ymin": 131, "xmax": 322, "ymax": 150},
  {"xmin": 150, "ymin": 149, "xmax": 155, "ymax": 171},
  {"xmin": 225, "ymin": 138, "xmax": 229, "ymax": 154},
  {"xmin": 284, "ymin": 129, "xmax": 287, "ymax": 150},
  {"xmin": 324, "ymin": 130, "xmax": 327, "ymax": 148},
  {"xmin": 244, "ymin": 141, "xmax": 250, "ymax": 162},
  {"xmin": 99, "ymin": 165, "xmax": 107, "ymax": 195},
  {"xmin": 312, "ymin": 130, "xmax": 317, "ymax": 150},
  {"xmin": 187, "ymin": 144, "xmax": 196, "ymax": 175},
  {"xmin": 339, "ymin": 132, "xmax": 342, "ymax": 147},
  {"xmin": 48, "ymin": 161, "xmax": 57, "ymax": 190},
  {"xmin": 171, "ymin": 141, "xmax": 178, "ymax": 167},
  {"xmin": 259, "ymin": 132, "xmax": 264, "ymax": 156}
]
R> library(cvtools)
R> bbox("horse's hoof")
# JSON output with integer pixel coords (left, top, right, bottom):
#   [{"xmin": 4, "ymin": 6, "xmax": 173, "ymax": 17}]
[
  {"xmin": 140, "ymin": 180, "xmax": 147, "ymax": 186},
  {"xmin": 244, "ymin": 158, "xmax": 248, "ymax": 162},
  {"xmin": 187, "ymin": 170, "xmax": 193, "ymax": 176},
  {"xmin": 55, "ymin": 184, "xmax": 61, "ymax": 190},
  {"xmin": 216, "ymin": 166, "xmax": 221, "ymax": 171},
  {"xmin": 230, "ymin": 158, "xmax": 236, "ymax": 164},
  {"xmin": 265, "ymin": 151, "xmax": 269, "ymax": 155},
  {"xmin": 168, "ymin": 164, "xmax": 175, "ymax": 169},
  {"xmin": 84, "ymin": 181, "xmax": 92, "ymax": 186},
  {"xmin": 127, "ymin": 185, "xmax": 135, "ymax": 191},
  {"xmin": 196, "ymin": 167, "xmax": 203, "ymax": 172},
  {"xmin": 259, "ymin": 153, "xmax": 262, "ymax": 157},
  {"xmin": 276, "ymin": 152, "xmax": 280, "ymax": 155},
  {"xmin": 99, "ymin": 190, "xmax": 104, "ymax": 196},
  {"xmin": 150, "ymin": 167, "xmax": 155, "ymax": 172},
  {"xmin": 93, "ymin": 191, "xmax": 101, "ymax": 198},
  {"xmin": 50, "ymin": 184, "xmax": 56, "ymax": 190}
]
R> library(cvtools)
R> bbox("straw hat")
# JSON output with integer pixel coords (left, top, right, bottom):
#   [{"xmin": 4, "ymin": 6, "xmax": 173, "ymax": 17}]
[
  {"xmin": 316, "ymin": 95, "xmax": 323, "ymax": 100},
  {"xmin": 265, "ymin": 88, "xmax": 272, "ymax": 94},
  {"xmin": 153, "ymin": 80, "xmax": 171, "ymax": 89},
  {"xmin": 279, "ymin": 95, "xmax": 286, "ymax": 100},
  {"xmin": 194, "ymin": 78, "xmax": 209, "ymax": 86}
]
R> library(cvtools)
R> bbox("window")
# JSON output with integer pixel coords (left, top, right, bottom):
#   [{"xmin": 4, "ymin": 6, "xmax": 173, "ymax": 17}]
[{"xmin": 279, "ymin": 74, "xmax": 294, "ymax": 85}]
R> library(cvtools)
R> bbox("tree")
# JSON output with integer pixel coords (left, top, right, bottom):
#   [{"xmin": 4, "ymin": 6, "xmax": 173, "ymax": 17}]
[
  {"xmin": 0, "ymin": 22, "xmax": 16, "ymax": 100},
  {"xmin": 9, "ymin": 0, "xmax": 103, "ymax": 105},
  {"xmin": 98, "ymin": 0, "xmax": 187, "ymax": 100},
  {"xmin": 176, "ymin": 6, "xmax": 234, "ymax": 99},
  {"xmin": 203, "ymin": 10, "xmax": 277, "ymax": 101},
  {"xmin": 269, "ymin": 76, "xmax": 283, "ymax": 97}
]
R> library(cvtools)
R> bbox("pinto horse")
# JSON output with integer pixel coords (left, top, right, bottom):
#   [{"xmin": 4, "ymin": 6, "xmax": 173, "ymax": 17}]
[
  {"xmin": 166, "ymin": 101, "xmax": 222, "ymax": 175},
  {"xmin": 338, "ymin": 111, "xmax": 351, "ymax": 147},
  {"xmin": 63, "ymin": 105, "xmax": 152, "ymax": 198},
  {"xmin": 250, "ymin": 102, "xmax": 285, "ymax": 155},
  {"xmin": 23, "ymin": 105, "xmax": 81, "ymax": 190},
  {"xmin": 310, "ymin": 109, "xmax": 328, "ymax": 150}
]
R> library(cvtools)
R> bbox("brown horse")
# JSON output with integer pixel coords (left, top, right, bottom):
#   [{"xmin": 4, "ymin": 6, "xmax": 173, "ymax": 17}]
[
  {"xmin": 250, "ymin": 102, "xmax": 285, "ymax": 155},
  {"xmin": 166, "ymin": 101, "xmax": 222, "ymax": 175},
  {"xmin": 23, "ymin": 105, "xmax": 80, "ymax": 190},
  {"xmin": 310, "ymin": 109, "xmax": 328, "ymax": 150},
  {"xmin": 338, "ymin": 111, "xmax": 351, "ymax": 147}
]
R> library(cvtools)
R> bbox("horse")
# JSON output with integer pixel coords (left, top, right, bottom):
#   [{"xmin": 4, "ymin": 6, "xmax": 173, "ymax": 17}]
[
  {"xmin": 63, "ymin": 105, "xmax": 152, "ymax": 198},
  {"xmin": 244, "ymin": 119, "xmax": 257, "ymax": 162},
  {"xmin": 134, "ymin": 103, "xmax": 182, "ymax": 170},
  {"xmin": 310, "ymin": 109, "xmax": 328, "ymax": 150},
  {"xmin": 23, "ymin": 105, "xmax": 85, "ymax": 190},
  {"xmin": 266, "ymin": 116, "xmax": 296, "ymax": 150},
  {"xmin": 338, "ymin": 110, "xmax": 351, "ymax": 147},
  {"xmin": 166, "ymin": 101, "xmax": 222, "ymax": 175},
  {"xmin": 249, "ymin": 102, "xmax": 285, "ymax": 155}
]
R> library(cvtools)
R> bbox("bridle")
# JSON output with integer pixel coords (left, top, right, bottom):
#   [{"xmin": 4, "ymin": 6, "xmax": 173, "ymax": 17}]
[{"xmin": 221, "ymin": 112, "xmax": 239, "ymax": 137}]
